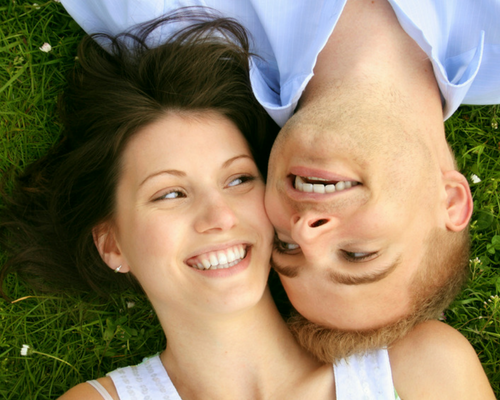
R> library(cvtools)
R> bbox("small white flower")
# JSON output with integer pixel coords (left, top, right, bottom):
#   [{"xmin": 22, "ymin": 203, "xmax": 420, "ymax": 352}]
[
  {"xmin": 33, "ymin": 3, "xmax": 40, "ymax": 9},
  {"xmin": 20, "ymin": 344, "xmax": 30, "ymax": 356},
  {"xmin": 471, "ymin": 174, "xmax": 481, "ymax": 184},
  {"xmin": 39, "ymin": 43, "xmax": 52, "ymax": 53},
  {"xmin": 126, "ymin": 301, "xmax": 136, "ymax": 309}
]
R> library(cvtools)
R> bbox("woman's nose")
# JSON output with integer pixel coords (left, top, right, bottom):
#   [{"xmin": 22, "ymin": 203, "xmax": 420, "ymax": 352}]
[{"xmin": 194, "ymin": 194, "xmax": 238, "ymax": 233}]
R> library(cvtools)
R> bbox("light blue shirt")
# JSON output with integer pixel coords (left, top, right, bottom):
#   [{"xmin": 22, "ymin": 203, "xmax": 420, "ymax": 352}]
[{"xmin": 61, "ymin": 0, "xmax": 500, "ymax": 126}]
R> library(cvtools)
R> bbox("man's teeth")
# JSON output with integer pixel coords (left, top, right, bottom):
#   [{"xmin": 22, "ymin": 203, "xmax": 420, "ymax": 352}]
[
  {"xmin": 189, "ymin": 245, "xmax": 247, "ymax": 270},
  {"xmin": 295, "ymin": 176, "xmax": 357, "ymax": 193}
]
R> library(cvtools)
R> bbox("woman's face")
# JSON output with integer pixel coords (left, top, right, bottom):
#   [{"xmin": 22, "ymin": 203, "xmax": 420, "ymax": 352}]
[{"xmin": 106, "ymin": 112, "xmax": 274, "ymax": 315}]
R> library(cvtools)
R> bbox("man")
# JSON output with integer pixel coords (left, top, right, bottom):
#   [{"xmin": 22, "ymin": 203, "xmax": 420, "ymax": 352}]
[{"xmin": 61, "ymin": 0, "xmax": 500, "ymax": 357}]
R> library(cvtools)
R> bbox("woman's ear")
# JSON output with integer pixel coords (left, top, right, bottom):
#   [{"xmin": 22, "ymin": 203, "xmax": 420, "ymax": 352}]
[
  {"xmin": 442, "ymin": 170, "xmax": 473, "ymax": 232},
  {"xmin": 92, "ymin": 222, "xmax": 130, "ymax": 273}
]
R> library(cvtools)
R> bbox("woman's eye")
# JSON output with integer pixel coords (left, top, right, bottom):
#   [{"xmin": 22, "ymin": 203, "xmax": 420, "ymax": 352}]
[
  {"xmin": 273, "ymin": 236, "xmax": 301, "ymax": 255},
  {"xmin": 342, "ymin": 251, "xmax": 377, "ymax": 262},
  {"xmin": 156, "ymin": 190, "xmax": 186, "ymax": 201},
  {"xmin": 227, "ymin": 175, "xmax": 255, "ymax": 187}
]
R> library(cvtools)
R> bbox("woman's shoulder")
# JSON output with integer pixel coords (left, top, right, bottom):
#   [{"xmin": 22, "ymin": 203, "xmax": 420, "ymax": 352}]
[
  {"xmin": 389, "ymin": 320, "xmax": 495, "ymax": 400},
  {"xmin": 58, "ymin": 377, "xmax": 118, "ymax": 400}
]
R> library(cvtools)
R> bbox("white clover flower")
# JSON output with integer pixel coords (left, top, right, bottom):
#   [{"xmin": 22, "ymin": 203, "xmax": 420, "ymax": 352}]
[
  {"xmin": 20, "ymin": 344, "xmax": 30, "ymax": 356},
  {"xmin": 471, "ymin": 174, "xmax": 481, "ymax": 184},
  {"xmin": 39, "ymin": 43, "xmax": 52, "ymax": 53},
  {"xmin": 470, "ymin": 257, "xmax": 482, "ymax": 266}
]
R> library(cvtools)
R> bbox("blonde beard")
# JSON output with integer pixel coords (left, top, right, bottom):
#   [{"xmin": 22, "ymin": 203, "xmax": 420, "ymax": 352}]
[{"xmin": 287, "ymin": 310, "xmax": 423, "ymax": 364}]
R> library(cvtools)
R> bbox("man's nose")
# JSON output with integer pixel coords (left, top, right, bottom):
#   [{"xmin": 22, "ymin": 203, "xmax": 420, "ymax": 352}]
[{"xmin": 290, "ymin": 212, "xmax": 337, "ymax": 248}]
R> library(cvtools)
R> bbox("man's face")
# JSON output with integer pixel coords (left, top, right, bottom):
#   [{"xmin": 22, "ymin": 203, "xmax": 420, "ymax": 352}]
[{"xmin": 265, "ymin": 90, "xmax": 447, "ymax": 331}]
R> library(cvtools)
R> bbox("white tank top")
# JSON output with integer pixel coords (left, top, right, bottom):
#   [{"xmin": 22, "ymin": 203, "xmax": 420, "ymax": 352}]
[{"xmin": 88, "ymin": 348, "xmax": 398, "ymax": 399}]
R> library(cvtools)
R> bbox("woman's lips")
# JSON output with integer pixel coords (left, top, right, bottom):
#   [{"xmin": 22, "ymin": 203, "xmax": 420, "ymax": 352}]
[{"xmin": 186, "ymin": 244, "xmax": 247, "ymax": 270}]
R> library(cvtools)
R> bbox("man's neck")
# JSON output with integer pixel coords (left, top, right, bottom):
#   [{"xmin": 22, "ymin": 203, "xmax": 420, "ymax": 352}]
[
  {"xmin": 299, "ymin": 0, "xmax": 455, "ymax": 171},
  {"xmin": 303, "ymin": 0, "xmax": 434, "ymax": 99}
]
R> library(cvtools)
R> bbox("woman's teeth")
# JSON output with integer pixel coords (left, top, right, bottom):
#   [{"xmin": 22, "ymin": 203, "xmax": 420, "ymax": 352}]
[
  {"xmin": 188, "ymin": 245, "xmax": 247, "ymax": 270},
  {"xmin": 294, "ymin": 176, "xmax": 358, "ymax": 194}
]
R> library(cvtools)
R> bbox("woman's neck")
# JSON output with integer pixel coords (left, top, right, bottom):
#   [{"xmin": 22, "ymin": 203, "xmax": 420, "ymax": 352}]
[{"xmin": 156, "ymin": 288, "xmax": 334, "ymax": 400}]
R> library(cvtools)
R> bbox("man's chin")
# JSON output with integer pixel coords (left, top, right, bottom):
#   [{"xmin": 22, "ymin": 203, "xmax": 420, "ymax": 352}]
[{"xmin": 287, "ymin": 311, "xmax": 421, "ymax": 363}]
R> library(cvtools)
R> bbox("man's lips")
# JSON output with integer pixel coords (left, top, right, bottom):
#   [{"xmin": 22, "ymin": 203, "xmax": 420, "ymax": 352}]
[
  {"xmin": 293, "ymin": 175, "xmax": 359, "ymax": 194},
  {"xmin": 286, "ymin": 167, "xmax": 361, "ymax": 196},
  {"xmin": 289, "ymin": 166, "xmax": 358, "ymax": 183}
]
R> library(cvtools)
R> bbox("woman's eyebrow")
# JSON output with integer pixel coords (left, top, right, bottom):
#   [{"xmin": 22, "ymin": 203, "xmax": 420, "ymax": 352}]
[
  {"xmin": 139, "ymin": 155, "xmax": 252, "ymax": 188},
  {"xmin": 222, "ymin": 154, "xmax": 253, "ymax": 169},
  {"xmin": 139, "ymin": 169, "xmax": 186, "ymax": 187}
]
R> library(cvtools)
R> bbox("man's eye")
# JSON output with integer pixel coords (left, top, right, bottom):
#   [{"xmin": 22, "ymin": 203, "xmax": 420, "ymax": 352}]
[
  {"xmin": 273, "ymin": 236, "xmax": 301, "ymax": 255},
  {"xmin": 227, "ymin": 174, "xmax": 255, "ymax": 187},
  {"xmin": 342, "ymin": 251, "xmax": 377, "ymax": 262}
]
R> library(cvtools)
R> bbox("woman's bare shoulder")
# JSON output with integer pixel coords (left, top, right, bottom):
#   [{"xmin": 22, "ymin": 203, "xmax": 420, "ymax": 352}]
[
  {"xmin": 58, "ymin": 376, "xmax": 118, "ymax": 400},
  {"xmin": 389, "ymin": 320, "xmax": 495, "ymax": 400}
]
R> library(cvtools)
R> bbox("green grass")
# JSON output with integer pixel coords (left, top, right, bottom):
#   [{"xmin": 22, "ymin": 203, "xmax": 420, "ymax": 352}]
[
  {"xmin": 444, "ymin": 105, "xmax": 500, "ymax": 390},
  {"xmin": 1, "ymin": 1, "xmax": 499, "ymax": 398}
]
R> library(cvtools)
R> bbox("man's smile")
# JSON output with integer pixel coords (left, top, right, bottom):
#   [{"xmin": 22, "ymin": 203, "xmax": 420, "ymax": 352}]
[{"xmin": 294, "ymin": 175, "xmax": 360, "ymax": 194}]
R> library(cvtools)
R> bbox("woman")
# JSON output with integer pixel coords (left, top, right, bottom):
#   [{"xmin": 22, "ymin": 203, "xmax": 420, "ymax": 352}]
[{"xmin": 0, "ymin": 12, "xmax": 494, "ymax": 400}]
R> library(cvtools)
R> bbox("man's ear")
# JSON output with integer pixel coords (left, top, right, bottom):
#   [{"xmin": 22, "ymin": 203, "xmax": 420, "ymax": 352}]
[
  {"xmin": 92, "ymin": 222, "xmax": 130, "ymax": 273},
  {"xmin": 442, "ymin": 170, "xmax": 473, "ymax": 232}
]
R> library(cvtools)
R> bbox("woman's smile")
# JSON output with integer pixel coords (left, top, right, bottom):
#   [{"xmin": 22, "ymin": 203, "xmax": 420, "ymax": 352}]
[
  {"xmin": 187, "ymin": 245, "xmax": 253, "ymax": 278},
  {"xmin": 186, "ymin": 243, "xmax": 248, "ymax": 270}
]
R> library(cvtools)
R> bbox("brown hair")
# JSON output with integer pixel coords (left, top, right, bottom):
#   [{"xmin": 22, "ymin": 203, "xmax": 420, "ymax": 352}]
[
  {"xmin": 0, "ymin": 10, "xmax": 277, "ymax": 297},
  {"xmin": 288, "ymin": 227, "xmax": 470, "ymax": 363}
]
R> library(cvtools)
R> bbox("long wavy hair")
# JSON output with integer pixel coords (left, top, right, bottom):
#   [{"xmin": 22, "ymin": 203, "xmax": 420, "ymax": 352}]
[{"xmin": 0, "ymin": 10, "xmax": 278, "ymax": 297}]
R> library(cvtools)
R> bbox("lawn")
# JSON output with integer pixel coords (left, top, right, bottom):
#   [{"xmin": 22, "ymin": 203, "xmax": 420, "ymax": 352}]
[{"xmin": 1, "ymin": 1, "xmax": 499, "ymax": 398}]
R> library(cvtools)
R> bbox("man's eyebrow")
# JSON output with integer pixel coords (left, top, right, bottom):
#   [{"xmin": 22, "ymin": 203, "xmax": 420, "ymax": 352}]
[
  {"xmin": 270, "ymin": 255, "xmax": 401, "ymax": 285},
  {"xmin": 328, "ymin": 256, "xmax": 401, "ymax": 285},
  {"xmin": 270, "ymin": 257, "xmax": 300, "ymax": 278}
]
